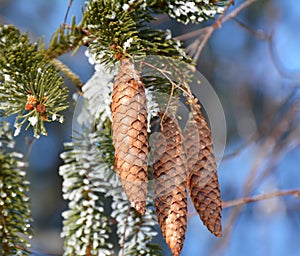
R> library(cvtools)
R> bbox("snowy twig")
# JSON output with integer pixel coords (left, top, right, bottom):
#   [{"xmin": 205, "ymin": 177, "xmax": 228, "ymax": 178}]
[{"xmin": 175, "ymin": 0, "xmax": 258, "ymax": 60}]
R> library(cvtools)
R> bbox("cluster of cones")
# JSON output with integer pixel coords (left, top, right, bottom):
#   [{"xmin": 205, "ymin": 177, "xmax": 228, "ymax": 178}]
[{"xmin": 111, "ymin": 58, "xmax": 222, "ymax": 256}]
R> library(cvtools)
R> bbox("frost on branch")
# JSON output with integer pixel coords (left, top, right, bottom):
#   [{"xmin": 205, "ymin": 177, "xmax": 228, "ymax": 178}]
[
  {"xmin": 166, "ymin": 0, "xmax": 228, "ymax": 24},
  {"xmin": 106, "ymin": 179, "xmax": 162, "ymax": 256},
  {"xmin": 59, "ymin": 130, "xmax": 113, "ymax": 256},
  {"xmin": 79, "ymin": 50, "xmax": 118, "ymax": 128},
  {"xmin": 0, "ymin": 121, "xmax": 32, "ymax": 255},
  {"xmin": 59, "ymin": 126, "xmax": 161, "ymax": 255}
]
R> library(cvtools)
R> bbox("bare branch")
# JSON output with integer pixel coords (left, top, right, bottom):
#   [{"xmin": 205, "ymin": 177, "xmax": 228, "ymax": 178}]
[
  {"xmin": 222, "ymin": 0, "xmax": 258, "ymax": 23},
  {"xmin": 232, "ymin": 18, "xmax": 270, "ymax": 40},
  {"xmin": 268, "ymin": 34, "xmax": 300, "ymax": 80},
  {"xmin": 223, "ymin": 189, "xmax": 300, "ymax": 208},
  {"xmin": 213, "ymin": 99, "xmax": 299, "ymax": 254},
  {"xmin": 232, "ymin": 18, "xmax": 300, "ymax": 80}
]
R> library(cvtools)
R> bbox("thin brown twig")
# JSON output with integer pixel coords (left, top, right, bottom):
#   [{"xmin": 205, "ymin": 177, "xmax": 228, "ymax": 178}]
[
  {"xmin": 233, "ymin": 18, "xmax": 271, "ymax": 40},
  {"xmin": 191, "ymin": 4, "xmax": 231, "ymax": 61},
  {"xmin": 222, "ymin": 0, "xmax": 257, "ymax": 23},
  {"xmin": 223, "ymin": 189, "xmax": 300, "ymax": 208},
  {"xmin": 160, "ymin": 80, "xmax": 175, "ymax": 130},
  {"xmin": 232, "ymin": 18, "xmax": 300, "ymax": 80},
  {"xmin": 213, "ymin": 100, "xmax": 299, "ymax": 254},
  {"xmin": 50, "ymin": 58, "xmax": 84, "ymax": 90},
  {"xmin": 140, "ymin": 61, "xmax": 192, "ymax": 97},
  {"xmin": 140, "ymin": 61, "xmax": 194, "ymax": 129},
  {"xmin": 174, "ymin": 26, "xmax": 211, "ymax": 42}
]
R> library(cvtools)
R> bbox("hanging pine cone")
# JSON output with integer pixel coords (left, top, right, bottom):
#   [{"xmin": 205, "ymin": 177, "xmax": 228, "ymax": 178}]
[
  {"xmin": 152, "ymin": 115, "xmax": 187, "ymax": 256},
  {"xmin": 184, "ymin": 97, "xmax": 222, "ymax": 237},
  {"xmin": 111, "ymin": 58, "xmax": 148, "ymax": 215}
]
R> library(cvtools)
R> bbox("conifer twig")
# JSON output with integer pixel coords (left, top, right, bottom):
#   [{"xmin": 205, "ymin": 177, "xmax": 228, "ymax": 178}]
[{"xmin": 50, "ymin": 58, "xmax": 84, "ymax": 91}]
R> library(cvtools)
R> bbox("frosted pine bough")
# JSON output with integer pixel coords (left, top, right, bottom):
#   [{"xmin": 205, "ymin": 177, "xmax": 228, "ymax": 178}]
[
  {"xmin": 59, "ymin": 132, "xmax": 113, "ymax": 256},
  {"xmin": 0, "ymin": 25, "xmax": 69, "ymax": 138},
  {"xmin": 0, "ymin": 121, "xmax": 32, "ymax": 255},
  {"xmin": 60, "ymin": 0, "xmax": 226, "ymax": 253},
  {"xmin": 167, "ymin": 0, "xmax": 226, "ymax": 24},
  {"xmin": 60, "ymin": 128, "xmax": 159, "ymax": 255}
]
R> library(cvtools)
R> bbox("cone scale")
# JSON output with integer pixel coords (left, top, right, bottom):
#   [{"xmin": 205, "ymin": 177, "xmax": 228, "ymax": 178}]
[
  {"xmin": 153, "ymin": 115, "xmax": 187, "ymax": 256},
  {"xmin": 111, "ymin": 58, "xmax": 148, "ymax": 215},
  {"xmin": 184, "ymin": 98, "xmax": 222, "ymax": 237}
]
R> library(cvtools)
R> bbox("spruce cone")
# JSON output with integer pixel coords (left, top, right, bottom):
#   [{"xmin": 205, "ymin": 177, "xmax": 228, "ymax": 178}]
[
  {"xmin": 184, "ymin": 98, "xmax": 222, "ymax": 237},
  {"xmin": 111, "ymin": 58, "xmax": 148, "ymax": 214},
  {"xmin": 153, "ymin": 115, "xmax": 187, "ymax": 256}
]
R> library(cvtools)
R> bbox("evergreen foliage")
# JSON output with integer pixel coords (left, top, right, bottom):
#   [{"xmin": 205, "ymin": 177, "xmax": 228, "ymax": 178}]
[
  {"xmin": 81, "ymin": 0, "xmax": 192, "ymax": 67},
  {"xmin": 47, "ymin": 16, "xmax": 86, "ymax": 59},
  {"xmin": 0, "ymin": 0, "xmax": 228, "ymax": 255},
  {"xmin": 159, "ymin": 0, "xmax": 228, "ymax": 24},
  {"xmin": 60, "ymin": 126, "xmax": 162, "ymax": 255},
  {"xmin": 0, "ymin": 25, "xmax": 69, "ymax": 138},
  {"xmin": 60, "ymin": 130, "xmax": 113, "ymax": 256},
  {"xmin": 108, "ymin": 187, "xmax": 162, "ymax": 256},
  {"xmin": 0, "ymin": 121, "xmax": 32, "ymax": 255}
]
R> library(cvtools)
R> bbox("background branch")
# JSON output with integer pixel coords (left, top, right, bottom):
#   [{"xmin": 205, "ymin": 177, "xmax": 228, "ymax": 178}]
[{"xmin": 223, "ymin": 189, "xmax": 300, "ymax": 208}]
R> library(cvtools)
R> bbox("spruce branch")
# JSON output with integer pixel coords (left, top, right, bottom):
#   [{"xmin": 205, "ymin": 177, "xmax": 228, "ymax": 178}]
[
  {"xmin": 81, "ymin": 1, "xmax": 194, "ymax": 68},
  {"xmin": 46, "ymin": 16, "xmax": 87, "ymax": 59},
  {"xmin": 0, "ymin": 25, "xmax": 69, "ymax": 138},
  {"xmin": 107, "ymin": 184, "xmax": 162, "ymax": 256},
  {"xmin": 156, "ymin": 0, "xmax": 229, "ymax": 24},
  {"xmin": 50, "ymin": 58, "xmax": 84, "ymax": 90},
  {"xmin": 82, "ymin": 0, "xmax": 145, "ymax": 67},
  {"xmin": 0, "ymin": 121, "xmax": 33, "ymax": 255},
  {"xmin": 60, "ymin": 124, "xmax": 161, "ymax": 255},
  {"xmin": 60, "ymin": 130, "xmax": 114, "ymax": 256}
]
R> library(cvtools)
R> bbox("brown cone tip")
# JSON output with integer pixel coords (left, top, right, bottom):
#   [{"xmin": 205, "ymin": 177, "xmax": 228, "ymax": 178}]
[
  {"xmin": 111, "ymin": 58, "xmax": 148, "ymax": 215},
  {"xmin": 184, "ymin": 98, "xmax": 222, "ymax": 237}
]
